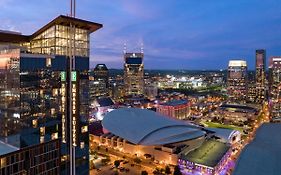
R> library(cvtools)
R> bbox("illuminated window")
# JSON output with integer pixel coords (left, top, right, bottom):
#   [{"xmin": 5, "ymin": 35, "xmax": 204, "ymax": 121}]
[
  {"xmin": 80, "ymin": 142, "xmax": 85, "ymax": 149},
  {"xmin": 32, "ymin": 119, "xmax": 38, "ymax": 128},
  {"xmin": 53, "ymin": 89, "xmax": 58, "ymax": 96},
  {"xmin": 52, "ymin": 132, "xmax": 58, "ymax": 140},
  {"xmin": 40, "ymin": 127, "xmax": 45, "ymax": 136},
  {"xmin": 51, "ymin": 108, "xmax": 56, "ymax": 116},
  {"xmin": 40, "ymin": 136, "xmax": 44, "ymax": 143},
  {"xmin": 46, "ymin": 57, "xmax": 52, "ymax": 67},
  {"xmin": 81, "ymin": 126, "xmax": 88, "ymax": 133},
  {"xmin": 0, "ymin": 157, "xmax": 6, "ymax": 168}
]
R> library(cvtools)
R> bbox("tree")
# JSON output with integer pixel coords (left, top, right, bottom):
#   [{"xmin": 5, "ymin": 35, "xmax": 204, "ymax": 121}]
[
  {"xmin": 134, "ymin": 157, "xmax": 142, "ymax": 164},
  {"xmin": 173, "ymin": 166, "xmax": 182, "ymax": 175},
  {"xmin": 165, "ymin": 166, "xmax": 172, "ymax": 174},
  {"xmin": 101, "ymin": 157, "xmax": 110, "ymax": 165},
  {"xmin": 114, "ymin": 160, "xmax": 120, "ymax": 168},
  {"xmin": 141, "ymin": 170, "xmax": 148, "ymax": 175}
]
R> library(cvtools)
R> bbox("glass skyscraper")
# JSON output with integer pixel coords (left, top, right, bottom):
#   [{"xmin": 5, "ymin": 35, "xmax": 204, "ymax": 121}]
[
  {"xmin": 227, "ymin": 60, "xmax": 248, "ymax": 102},
  {"xmin": 255, "ymin": 49, "xmax": 266, "ymax": 103},
  {"xmin": 269, "ymin": 57, "xmax": 281, "ymax": 121},
  {"xmin": 124, "ymin": 52, "xmax": 144, "ymax": 96},
  {"xmin": 0, "ymin": 15, "xmax": 102, "ymax": 175}
]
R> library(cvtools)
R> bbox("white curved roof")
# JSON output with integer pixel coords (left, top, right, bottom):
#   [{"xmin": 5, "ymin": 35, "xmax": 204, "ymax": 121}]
[
  {"xmin": 102, "ymin": 108, "xmax": 206, "ymax": 145},
  {"xmin": 207, "ymin": 128, "xmax": 240, "ymax": 142}
]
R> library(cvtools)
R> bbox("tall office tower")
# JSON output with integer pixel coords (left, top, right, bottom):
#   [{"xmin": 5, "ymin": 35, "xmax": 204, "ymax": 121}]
[
  {"xmin": 255, "ymin": 49, "xmax": 266, "ymax": 103},
  {"xmin": 269, "ymin": 57, "xmax": 281, "ymax": 121},
  {"xmin": 0, "ymin": 15, "xmax": 102, "ymax": 175},
  {"xmin": 124, "ymin": 52, "xmax": 144, "ymax": 96},
  {"xmin": 90, "ymin": 64, "xmax": 109, "ymax": 99},
  {"xmin": 227, "ymin": 60, "xmax": 248, "ymax": 102}
]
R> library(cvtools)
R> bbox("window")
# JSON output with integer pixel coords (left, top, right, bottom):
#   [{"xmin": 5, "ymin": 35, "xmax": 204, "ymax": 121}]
[
  {"xmin": 46, "ymin": 57, "xmax": 52, "ymax": 67},
  {"xmin": 0, "ymin": 157, "xmax": 6, "ymax": 168},
  {"xmin": 81, "ymin": 126, "xmax": 88, "ymax": 133},
  {"xmin": 40, "ymin": 127, "xmax": 45, "ymax": 136},
  {"xmin": 51, "ymin": 132, "xmax": 58, "ymax": 140},
  {"xmin": 32, "ymin": 119, "xmax": 38, "ymax": 128}
]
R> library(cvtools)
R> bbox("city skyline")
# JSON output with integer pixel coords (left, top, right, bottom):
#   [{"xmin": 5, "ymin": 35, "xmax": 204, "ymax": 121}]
[{"xmin": 1, "ymin": 0, "xmax": 281, "ymax": 69}]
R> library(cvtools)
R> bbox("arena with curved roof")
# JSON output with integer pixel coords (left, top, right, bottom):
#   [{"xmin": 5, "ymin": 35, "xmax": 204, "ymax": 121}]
[{"xmin": 102, "ymin": 108, "xmax": 206, "ymax": 145}]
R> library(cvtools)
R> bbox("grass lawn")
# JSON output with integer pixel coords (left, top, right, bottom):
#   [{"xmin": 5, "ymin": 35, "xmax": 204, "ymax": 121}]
[{"xmin": 201, "ymin": 121, "xmax": 244, "ymax": 132}]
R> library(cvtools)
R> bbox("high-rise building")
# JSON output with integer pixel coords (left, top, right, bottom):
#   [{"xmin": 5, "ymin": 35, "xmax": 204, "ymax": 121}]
[
  {"xmin": 227, "ymin": 60, "xmax": 248, "ymax": 102},
  {"xmin": 255, "ymin": 49, "xmax": 266, "ymax": 103},
  {"xmin": 0, "ymin": 15, "xmax": 102, "ymax": 175},
  {"xmin": 124, "ymin": 52, "xmax": 144, "ymax": 96},
  {"xmin": 269, "ymin": 57, "xmax": 281, "ymax": 121},
  {"xmin": 89, "ymin": 64, "xmax": 109, "ymax": 100}
]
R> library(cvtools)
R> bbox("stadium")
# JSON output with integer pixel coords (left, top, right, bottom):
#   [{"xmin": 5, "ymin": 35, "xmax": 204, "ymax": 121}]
[{"xmin": 90, "ymin": 108, "xmax": 234, "ymax": 174}]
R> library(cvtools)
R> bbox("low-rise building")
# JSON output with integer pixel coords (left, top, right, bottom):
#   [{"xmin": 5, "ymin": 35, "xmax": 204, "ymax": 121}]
[
  {"xmin": 157, "ymin": 99, "xmax": 190, "ymax": 120},
  {"xmin": 178, "ymin": 139, "xmax": 231, "ymax": 175}
]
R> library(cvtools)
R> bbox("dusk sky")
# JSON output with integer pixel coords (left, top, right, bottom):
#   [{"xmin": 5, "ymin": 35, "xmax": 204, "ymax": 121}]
[{"xmin": 1, "ymin": 0, "xmax": 281, "ymax": 70}]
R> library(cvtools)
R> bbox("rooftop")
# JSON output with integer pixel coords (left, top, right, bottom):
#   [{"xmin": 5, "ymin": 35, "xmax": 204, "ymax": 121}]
[
  {"xmin": 233, "ymin": 123, "xmax": 281, "ymax": 175},
  {"xmin": 219, "ymin": 104, "xmax": 257, "ymax": 112},
  {"xmin": 96, "ymin": 97, "xmax": 114, "ymax": 107},
  {"xmin": 0, "ymin": 141, "xmax": 19, "ymax": 156},
  {"xmin": 161, "ymin": 99, "xmax": 189, "ymax": 106},
  {"xmin": 228, "ymin": 60, "xmax": 247, "ymax": 67},
  {"xmin": 102, "ymin": 108, "xmax": 205, "ymax": 145},
  {"xmin": 180, "ymin": 139, "xmax": 230, "ymax": 168},
  {"xmin": 0, "ymin": 15, "xmax": 102, "ymax": 43}
]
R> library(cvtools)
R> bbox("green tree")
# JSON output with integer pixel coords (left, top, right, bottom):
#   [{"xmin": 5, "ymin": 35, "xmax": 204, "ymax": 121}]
[
  {"xmin": 101, "ymin": 157, "xmax": 110, "ymax": 165},
  {"xmin": 114, "ymin": 160, "xmax": 120, "ymax": 168},
  {"xmin": 134, "ymin": 157, "xmax": 142, "ymax": 164},
  {"xmin": 141, "ymin": 170, "xmax": 148, "ymax": 175},
  {"xmin": 173, "ymin": 166, "xmax": 182, "ymax": 175}
]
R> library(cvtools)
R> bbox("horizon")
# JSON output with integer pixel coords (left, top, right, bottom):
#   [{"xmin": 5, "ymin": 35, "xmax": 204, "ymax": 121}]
[{"xmin": 1, "ymin": 0, "xmax": 281, "ymax": 69}]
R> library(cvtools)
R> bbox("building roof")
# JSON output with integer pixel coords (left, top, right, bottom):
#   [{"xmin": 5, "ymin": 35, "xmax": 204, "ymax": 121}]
[
  {"xmin": 102, "ymin": 108, "xmax": 205, "ymax": 145},
  {"xmin": 219, "ymin": 104, "xmax": 258, "ymax": 113},
  {"xmin": 94, "ymin": 64, "xmax": 108, "ymax": 71},
  {"xmin": 96, "ymin": 97, "xmax": 114, "ymax": 107},
  {"xmin": 125, "ymin": 57, "xmax": 143, "ymax": 64},
  {"xmin": 228, "ymin": 60, "xmax": 247, "ymax": 67},
  {"xmin": 207, "ymin": 127, "xmax": 240, "ymax": 142},
  {"xmin": 233, "ymin": 123, "xmax": 281, "ymax": 175},
  {"xmin": 180, "ymin": 139, "xmax": 230, "ymax": 168},
  {"xmin": 0, "ymin": 141, "xmax": 19, "ymax": 156},
  {"xmin": 160, "ymin": 99, "xmax": 189, "ymax": 106},
  {"xmin": 0, "ymin": 15, "xmax": 102, "ymax": 43}
]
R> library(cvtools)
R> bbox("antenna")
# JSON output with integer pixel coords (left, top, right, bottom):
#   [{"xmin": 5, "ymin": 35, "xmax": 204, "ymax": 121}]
[
  {"xmin": 141, "ymin": 43, "xmax": 144, "ymax": 54},
  {"xmin": 70, "ymin": 0, "xmax": 76, "ymax": 17},
  {"xmin": 123, "ymin": 43, "xmax": 127, "ymax": 54},
  {"xmin": 69, "ymin": 1, "xmax": 76, "ymax": 175}
]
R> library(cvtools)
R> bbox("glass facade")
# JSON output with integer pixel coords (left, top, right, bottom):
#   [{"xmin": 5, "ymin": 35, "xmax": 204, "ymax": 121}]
[
  {"xmin": 0, "ymin": 48, "xmax": 90, "ymax": 175},
  {"xmin": 255, "ymin": 49, "xmax": 266, "ymax": 103},
  {"xmin": 269, "ymin": 57, "xmax": 281, "ymax": 121},
  {"xmin": 21, "ymin": 25, "xmax": 89, "ymax": 57},
  {"xmin": 0, "ymin": 140, "xmax": 60, "ymax": 175},
  {"xmin": 124, "ymin": 53, "xmax": 144, "ymax": 96},
  {"xmin": 0, "ymin": 15, "xmax": 102, "ymax": 175},
  {"xmin": 227, "ymin": 60, "xmax": 248, "ymax": 102}
]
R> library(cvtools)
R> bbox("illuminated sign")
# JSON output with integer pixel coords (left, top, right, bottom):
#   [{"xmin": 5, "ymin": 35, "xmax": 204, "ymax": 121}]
[
  {"xmin": 71, "ymin": 72, "xmax": 79, "ymax": 147},
  {"xmin": 61, "ymin": 83, "xmax": 66, "ymax": 143},
  {"xmin": 71, "ymin": 71, "xmax": 77, "ymax": 82},
  {"xmin": 61, "ymin": 72, "xmax": 66, "ymax": 81},
  {"xmin": 72, "ymin": 83, "xmax": 78, "ymax": 146}
]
